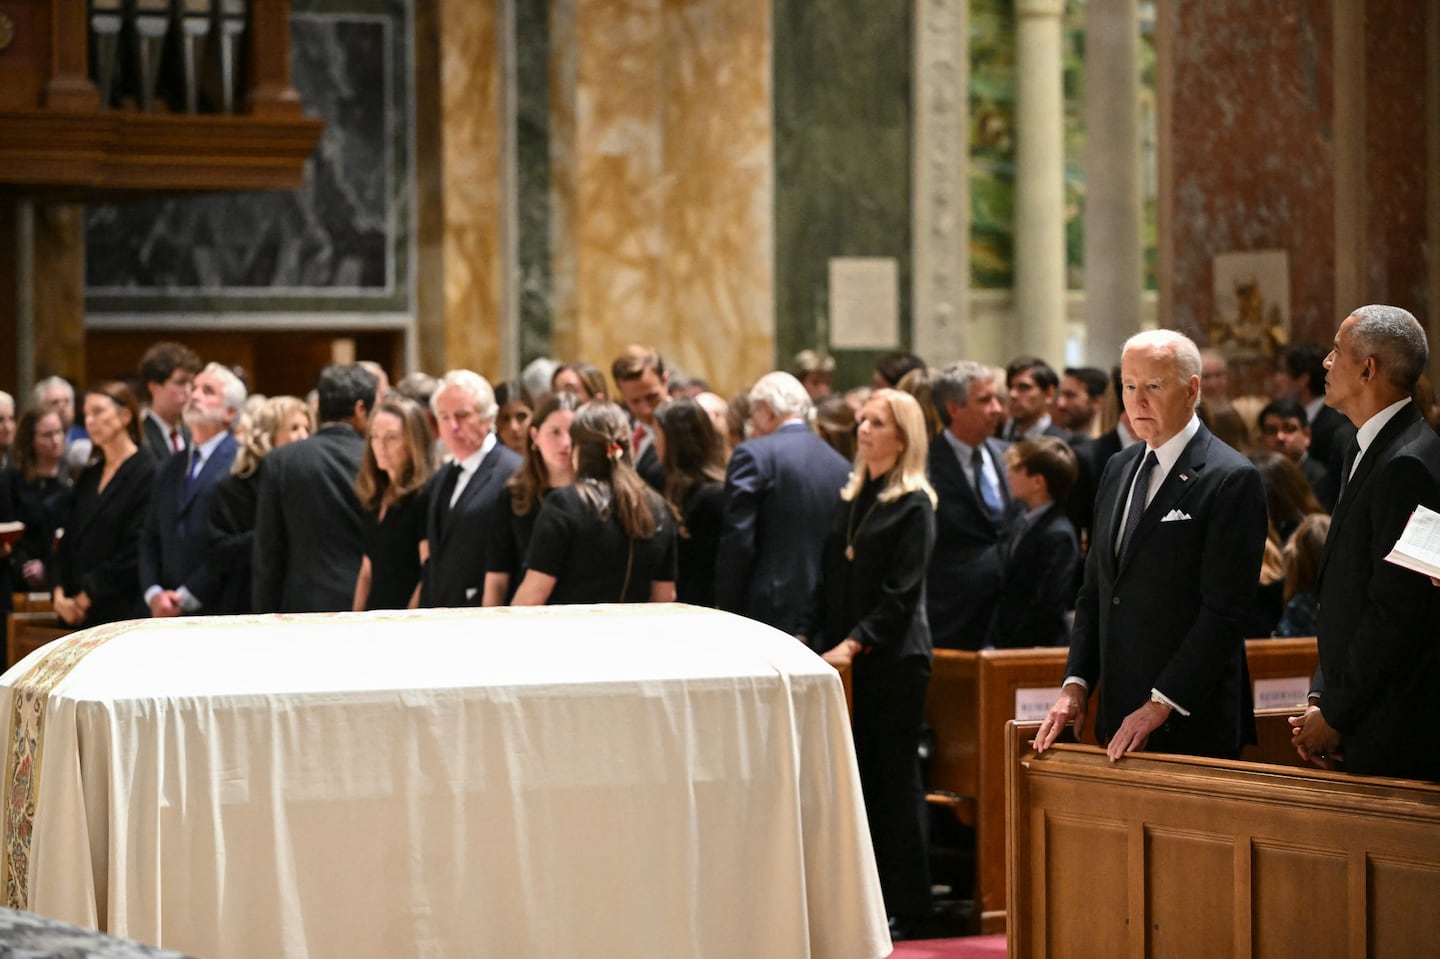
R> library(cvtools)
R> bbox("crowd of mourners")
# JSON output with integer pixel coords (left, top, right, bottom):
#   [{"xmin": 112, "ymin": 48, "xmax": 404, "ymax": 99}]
[{"xmin": 1, "ymin": 322, "xmax": 1436, "ymax": 937}]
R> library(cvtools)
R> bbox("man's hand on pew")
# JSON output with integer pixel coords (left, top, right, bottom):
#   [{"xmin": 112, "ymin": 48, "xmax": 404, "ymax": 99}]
[
  {"xmin": 1105, "ymin": 699, "xmax": 1171, "ymax": 762},
  {"xmin": 1288, "ymin": 704, "xmax": 1341, "ymax": 769},
  {"xmin": 1034, "ymin": 683, "xmax": 1088, "ymax": 753}
]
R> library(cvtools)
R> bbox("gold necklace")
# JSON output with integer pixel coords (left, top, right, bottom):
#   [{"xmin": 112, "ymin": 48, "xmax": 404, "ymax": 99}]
[{"xmin": 845, "ymin": 492, "xmax": 882, "ymax": 562}]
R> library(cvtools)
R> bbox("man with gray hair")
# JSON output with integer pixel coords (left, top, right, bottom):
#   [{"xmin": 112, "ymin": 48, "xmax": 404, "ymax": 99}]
[
  {"xmin": 715, "ymin": 371, "xmax": 850, "ymax": 635},
  {"xmin": 926, "ymin": 360, "xmax": 1013, "ymax": 649},
  {"xmin": 1290, "ymin": 305, "xmax": 1440, "ymax": 781},
  {"xmin": 421, "ymin": 369, "xmax": 522, "ymax": 606},
  {"xmin": 1036, "ymin": 329, "xmax": 1268, "ymax": 761},
  {"xmin": 140, "ymin": 362, "xmax": 247, "ymax": 616}
]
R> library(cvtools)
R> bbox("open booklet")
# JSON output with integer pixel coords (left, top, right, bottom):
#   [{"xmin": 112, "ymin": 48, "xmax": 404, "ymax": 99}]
[{"xmin": 1383, "ymin": 503, "xmax": 1440, "ymax": 579}]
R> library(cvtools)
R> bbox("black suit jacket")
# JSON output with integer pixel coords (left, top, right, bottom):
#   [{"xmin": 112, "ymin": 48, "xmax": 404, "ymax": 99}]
[
  {"xmin": 714, "ymin": 422, "xmax": 851, "ymax": 634},
  {"xmin": 925, "ymin": 433, "xmax": 1013, "ymax": 650},
  {"xmin": 1309, "ymin": 403, "xmax": 1357, "ymax": 494},
  {"xmin": 1313, "ymin": 402, "xmax": 1440, "ymax": 780},
  {"xmin": 635, "ymin": 443, "xmax": 665, "ymax": 493},
  {"xmin": 141, "ymin": 414, "xmax": 190, "ymax": 465},
  {"xmin": 139, "ymin": 434, "xmax": 239, "ymax": 612},
  {"xmin": 1066, "ymin": 422, "xmax": 1267, "ymax": 758},
  {"xmin": 987, "ymin": 503, "xmax": 1079, "ymax": 648},
  {"xmin": 252, "ymin": 424, "xmax": 367, "ymax": 613},
  {"xmin": 422, "ymin": 442, "xmax": 524, "ymax": 607},
  {"xmin": 54, "ymin": 452, "xmax": 156, "ymax": 627}
]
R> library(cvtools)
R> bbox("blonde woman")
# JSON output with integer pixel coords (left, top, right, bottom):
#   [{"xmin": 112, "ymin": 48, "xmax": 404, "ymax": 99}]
[
  {"xmin": 801, "ymin": 387, "xmax": 938, "ymax": 937},
  {"xmin": 352, "ymin": 397, "xmax": 435, "ymax": 610},
  {"xmin": 207, "ymin": 396, "xmax": 313, "ymax": 614}
]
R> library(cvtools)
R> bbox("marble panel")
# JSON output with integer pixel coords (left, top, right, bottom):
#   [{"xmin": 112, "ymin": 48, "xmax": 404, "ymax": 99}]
[
  {"xmin": 774, "ymin": 0, "xmax": 912, "ymax": 391},
  {"xmin": 555, "ymin": 0, "xmax": 772, "ymax": 398},
  {"xmin": 85, "ymin": 0, "xmax": 413, "ymax": 317},
  {"xmin": 440, "ymin": 0, "xmax": 503, "ymax": 377},
  {"xmin": 1363, "ymin": 0, "xmax": 1428, "ymax": 321},
  {"xmin": 1167, "ymin": 0, "xmax": 1335, "ymax": 348},
  {"xmin": 516, "ymin": 0, "xmax": 553, "ymax": 366}
]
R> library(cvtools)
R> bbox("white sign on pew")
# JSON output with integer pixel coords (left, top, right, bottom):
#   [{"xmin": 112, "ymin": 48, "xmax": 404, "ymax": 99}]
[
  {"xmin": 1254, "ymin": 676, "xmax": 1310, "ymax": 710},
  {"xmin": 1015, "ymin": 687, "xmax": 1062, "ymax": 721}
]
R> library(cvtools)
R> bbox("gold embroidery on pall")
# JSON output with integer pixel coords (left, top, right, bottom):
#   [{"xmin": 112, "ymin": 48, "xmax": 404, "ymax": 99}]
[{"xmin": 2, "ymin": 623, "xmax": 128, "ymax": 910}]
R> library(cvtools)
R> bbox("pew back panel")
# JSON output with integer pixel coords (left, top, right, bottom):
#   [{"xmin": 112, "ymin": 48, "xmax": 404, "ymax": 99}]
[{"xmin": 1007, "ymin": 721, "xmax": 1440, "ymax": 959}]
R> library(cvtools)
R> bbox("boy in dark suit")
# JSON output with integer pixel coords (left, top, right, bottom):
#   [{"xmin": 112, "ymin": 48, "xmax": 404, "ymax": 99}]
[{"xmin": 986, "ymin": 437, "xmax": 1080, "ymax": 649}]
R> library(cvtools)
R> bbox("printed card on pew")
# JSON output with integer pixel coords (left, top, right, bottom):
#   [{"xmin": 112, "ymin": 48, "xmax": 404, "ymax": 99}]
[{"xmin": 1383, "ymin": 504, "xmax": 1440, "ymax": 579}]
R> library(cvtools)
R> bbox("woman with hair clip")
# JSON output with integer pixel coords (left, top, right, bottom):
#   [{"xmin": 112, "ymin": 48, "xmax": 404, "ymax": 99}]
[
  {"xmin": 208, "ymin": 395, "xmax": 313, "ymax": 615},
  {"xmin": 482, "ymin": 391, "xmax": 579, "ymax": 605},
  {"xmin": 654, "ymin": 396, "xmax": 727, "ymax": 606},
  {"xmin": 352, "ymin": 397, "xmax": 435, "ymax": 610},
  {"xmin": 512, "ymin": 401, "xmax": 677, "ymax": 605},
  {"xmin": 800, "ymin": 387, "xmax": 939, "ymax": 939},
  {"xmin": 52, "ymin": 381, "xmax": 156, "ymax": 628}
]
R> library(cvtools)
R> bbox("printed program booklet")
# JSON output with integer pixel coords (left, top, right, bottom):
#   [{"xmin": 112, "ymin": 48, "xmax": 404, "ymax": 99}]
[{"xmin": 1383, "ymin": 504, "xmax": 1440, "ymax": 579}]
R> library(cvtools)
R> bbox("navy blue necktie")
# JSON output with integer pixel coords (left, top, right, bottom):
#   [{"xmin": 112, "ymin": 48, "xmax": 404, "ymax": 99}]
[{"xmin": 1119, "ymin": 450, "xmax": 1158, "ymax": 562}]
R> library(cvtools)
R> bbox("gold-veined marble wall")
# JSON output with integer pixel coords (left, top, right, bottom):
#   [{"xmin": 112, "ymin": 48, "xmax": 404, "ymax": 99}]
[
  {"xmin": 550, "ymin": 0, "xmax": 773, "ymax": 396},
  {"xmin": 439, "ymin": 0, "xmax": 504, "ymax": 378}
]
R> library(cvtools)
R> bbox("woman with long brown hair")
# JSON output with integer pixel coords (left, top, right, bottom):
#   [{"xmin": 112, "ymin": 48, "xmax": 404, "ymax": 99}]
[
  {"xmin": 654, "ymin": 396, "xmax": 726, "ymax": 606},
  {"xmin": 512, "ymin": 401, "xmax": 676, "ymax": 605},
  {"xmin": 483, "ymin": 391, "xmax": 578, "ymax": 605},
  {"xmin": 352, "ymin": 397, "xmax": 435, "ymax": 610},
  {"xmin": 208, "ymin": 395, "xmax": 313, "ymax": 615},
  {"xmin": 53, "ymin": 381, "xmax": 155, "ymax": 627}
]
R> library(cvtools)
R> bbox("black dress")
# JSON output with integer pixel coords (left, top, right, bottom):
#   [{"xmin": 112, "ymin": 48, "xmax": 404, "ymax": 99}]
[
  {"xmin": 207, "ymin": 468, "xmax": 262, "ymax": 616},
  {"xmin": 53, "ymin": 452, "xmax": 155, "ymax": 628},
  {"xmin": 363, "ymin": 487, "xmax": 431, "ymax": 610},
  {"xmin": 524, "ymin": 483, "xmax": 677, "ymax": 604},
  {"xmin": 809, "ymin": 476, "xmax": 937, "ymax": 923},
  {"xmin": 675, "ymin": 481, "xmax": 723, "ymax": 607},
  {"xmin": 486, "ymin": 486, "xmax": 558, "ymax": 604}
]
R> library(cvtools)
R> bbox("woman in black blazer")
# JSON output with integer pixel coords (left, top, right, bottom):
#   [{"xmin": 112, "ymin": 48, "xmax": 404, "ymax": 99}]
[
  {"xmin": 804, "ymin": 388, "xmax": 938, "ymax": 936},
  {"xmin": 5, "ymin": 407, "xmax": 72, "ymax": 592},
  {"xmin": 52, "ymin": 382, "xmax": 155, "ymax": 629}
]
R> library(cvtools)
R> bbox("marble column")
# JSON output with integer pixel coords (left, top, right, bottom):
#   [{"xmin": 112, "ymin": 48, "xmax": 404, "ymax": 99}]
[
  {"xmin": 1082, "ymin": 0, "xmax": 1143, "ymax": 365},
  {"xmin": 912, "ymin": 0, "xmax": 970, "ymax": 367},
  {"xmin": 33, "ymin": 204, "xmax": 87, "ymax": 388},
  {"xmin": 1013, "ymin": 0, "xmax": 1067, "ymax": 363},
  {"xmin": 1332, "ymin": 0, "xmax": 1365, "ymax": 316},
  {"xmin": 1429, "ymin": 2, "xmax": 1440, "ymax": 381},
  {"xmin": 438, "ymin": 0, "xmax": 506, "ymax": 379},
  {"xmin": 550, "ymin": 0, "xmax": 773, "ymax": 395}
]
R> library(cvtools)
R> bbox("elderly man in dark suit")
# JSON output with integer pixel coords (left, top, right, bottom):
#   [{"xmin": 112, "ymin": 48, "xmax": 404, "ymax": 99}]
[
  {"xmin": 421, "ymin": 370, "xmax": 523, "ymax": 607},
  {"xmin": 252, "ymin": 363, "xmax": 377, "ymax": 613},
  {"xmin": 926, "ymin": 361, "xmax": 1013, "ymax": 650},
  {"xmin": 1290, "ymin": 305, "xmax": 1440, "ymax": 781},
  {"xmin": 140, "ymin": 362, "xmax": 245, "ymax": 617},
  {"xmin": 715, "ymin": 371, "xmax": 850, "ymax": 636},
  {"xmin": 1036, "ymin": 329, "xmax": 1267, "ymax": 761}
]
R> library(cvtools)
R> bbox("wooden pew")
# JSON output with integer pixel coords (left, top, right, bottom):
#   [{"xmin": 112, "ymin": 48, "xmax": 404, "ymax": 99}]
[
  {"xmin": 1006, "ymin": 720, "xmax": 1440, "ymax": 958},
  {"xmin": 11, "ymin": 592, "xmax": 55, "ymax": 615},
  {"xmin": 6, "ymin": 611, "xmax": 71, "ymax": 670},
  {"xmin": 923, "ymin": 637, "xmax": 1318, "ymax": 934}
]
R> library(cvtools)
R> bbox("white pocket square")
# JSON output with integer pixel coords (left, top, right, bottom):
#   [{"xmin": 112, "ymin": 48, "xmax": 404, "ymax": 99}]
[{"xmin": 1160, "ymin": 509, "xmax": 1192, "ymax": 522}]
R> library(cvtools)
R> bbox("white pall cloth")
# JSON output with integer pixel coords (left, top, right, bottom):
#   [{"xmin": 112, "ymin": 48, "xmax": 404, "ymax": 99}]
[{"xmin": 0, "ymin": 605, "xmax": 889, "ymax": 959}]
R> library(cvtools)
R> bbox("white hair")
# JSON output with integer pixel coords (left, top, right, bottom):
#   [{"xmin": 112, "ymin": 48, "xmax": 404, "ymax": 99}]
[
  {"xmin": 0, "ymin": 391, "xmax": 13, "ymax": 413},
  {"xmin": 1123, "ymin": 329, "xmax": 1202, "ymax": 404},
  {"xmin": 432, "ymin": 369, "xmax": 497, "ymax": 419},
  {"xmin": 202, "ymin": 362, "xmax": 248, "ymax": 415},
  {"xmin": 1349, "ymin": 304, "xmax": 1428, "ymax": 390},
  {"xmin": 32, "ymin": 376, "xmax": 73, "ymax": 406},
  {"xmin": 748, "ymin": 371, "xmax": 812, "ymax": 421},
  {"xmin": 521, "ymin": 357, "xmax": 559, "ymax": 404}
]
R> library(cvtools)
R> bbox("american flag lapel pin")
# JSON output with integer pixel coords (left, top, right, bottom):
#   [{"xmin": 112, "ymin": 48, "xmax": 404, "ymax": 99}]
[{"xmin": 1179, "ymin": 473, "xmax": 1189, "ymax": 482}]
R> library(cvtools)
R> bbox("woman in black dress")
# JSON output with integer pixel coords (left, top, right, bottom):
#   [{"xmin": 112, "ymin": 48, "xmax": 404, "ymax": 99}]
[
  {"xmin": 208, "ymin": 395, "xmax": 313, "ymax": 615},
  {"xmin": 804, "ymin": 388, "xmax": 938, "ymax": 936},
  {"xmin": 512, "ymin": 401, "xmax": 677, "ymax": 605},
  {"xmin": 6, "ymin": 407, "xmax": 71, "ymax": 592},
  {"xmin": 654, "ymin": 397, "xmax": 726, "ymax": 607},
  {"xmin": 52, "ymin": 382, "xmax": 156, "ymax": 628},
  {"xmin": 352, "ymin": 397, "xmax": 435, "ymax": 610},
  {"xmin": 493, "ymin": 380, "xmax": 534, "ymax": 457},
  {"xmin": 482, "ymin": 391, "xmax": 578, "ymax": 606}
]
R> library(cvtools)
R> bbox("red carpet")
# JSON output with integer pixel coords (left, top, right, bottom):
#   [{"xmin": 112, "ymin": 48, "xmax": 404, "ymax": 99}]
[{"xmin": 888, "ymin": 933, "xmax": 1007, "ymax": 958}]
